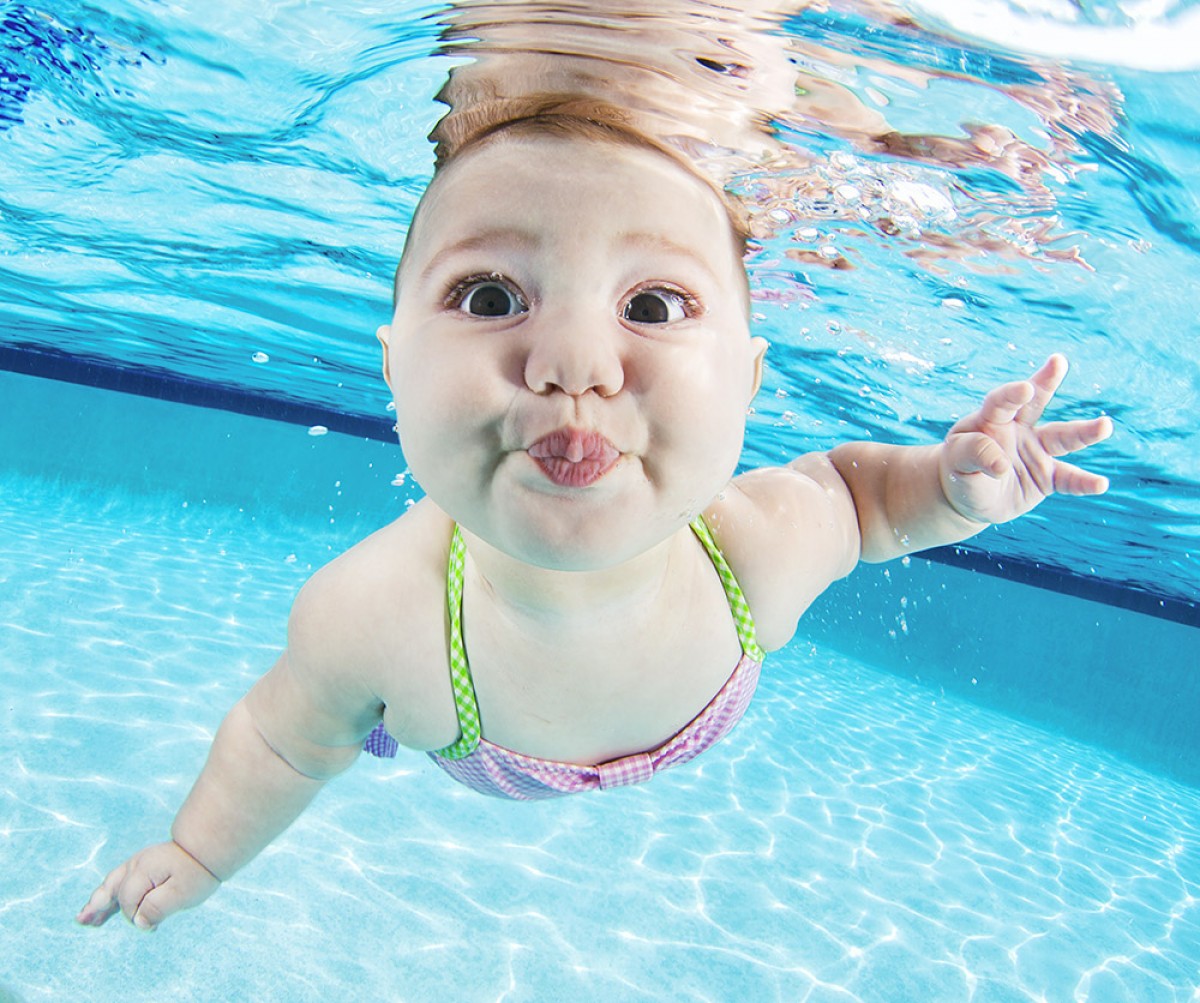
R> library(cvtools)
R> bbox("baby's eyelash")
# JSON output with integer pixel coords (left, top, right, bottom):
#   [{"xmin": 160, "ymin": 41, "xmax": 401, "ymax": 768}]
[
  {"xmin": 442, "ymin": 272, "xmax": 519, "ymax": 307},
  {"xmin": 631, "ymin": 284, "xmax": 704, "ymax": 316}
]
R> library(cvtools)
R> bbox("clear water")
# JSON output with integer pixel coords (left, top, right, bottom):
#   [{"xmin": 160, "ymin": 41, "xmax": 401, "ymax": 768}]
[
  {"xmin": 2, "ymin": 468, "xmax": 1198, "ymax": 1001},
  {"xmin": 2, "ymin": 0, "xmax": 1200, "ymax": 999}
]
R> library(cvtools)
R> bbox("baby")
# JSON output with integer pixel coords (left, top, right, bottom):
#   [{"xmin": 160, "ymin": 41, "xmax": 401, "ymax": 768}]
[{"xmin": 77, "ymin": 111, "xmax": 1113, "ymax": 931}]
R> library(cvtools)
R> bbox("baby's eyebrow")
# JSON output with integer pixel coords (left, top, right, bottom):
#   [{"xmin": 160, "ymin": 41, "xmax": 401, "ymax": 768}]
[
  {"xmin": 617, "ymin": 231, "xmax": 722, "ymax": 286},
  {"xmin": 418, "ymin": 227, "xmax": 541, "ymax": 283}
]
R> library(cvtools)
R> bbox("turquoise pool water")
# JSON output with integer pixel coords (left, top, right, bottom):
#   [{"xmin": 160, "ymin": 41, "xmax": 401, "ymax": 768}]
[
  {"xmin": 2, "ymin": 0, "xmax": 1199, "ymax": 999},
  {"xmin": 2, "ymin": 371, "xmax": 1198, "ymax": 1001}
]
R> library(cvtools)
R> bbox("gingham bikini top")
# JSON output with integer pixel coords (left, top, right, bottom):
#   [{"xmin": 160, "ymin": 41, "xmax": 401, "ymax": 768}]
[{"xmin": 363, "ymin": 516, "xmax": 765, "ymax": 800}]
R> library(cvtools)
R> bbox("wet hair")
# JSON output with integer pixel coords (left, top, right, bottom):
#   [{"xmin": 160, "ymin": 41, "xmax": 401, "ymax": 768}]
[{"xmin": 394, "ymin": 99, "xmax": 752, "ymax": 307}]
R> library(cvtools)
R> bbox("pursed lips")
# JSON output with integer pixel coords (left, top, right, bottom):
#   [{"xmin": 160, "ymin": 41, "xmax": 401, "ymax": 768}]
[{"xmin": 526, "ymin": 427, "xmax": 621, "ymax": 488}]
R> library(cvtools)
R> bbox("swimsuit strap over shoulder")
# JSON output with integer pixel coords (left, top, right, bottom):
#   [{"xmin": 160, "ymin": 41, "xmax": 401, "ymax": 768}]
[
  {"xmin": 432, "ymin": 515, "xmax": 763, "ymax": 761},
  {"xmin": 687, "ymin": 514, "xmax": 765, "ymax": 663},
  {"xmin": 435, "ymin": 524, "xmax": 481, "ymax": 760}
]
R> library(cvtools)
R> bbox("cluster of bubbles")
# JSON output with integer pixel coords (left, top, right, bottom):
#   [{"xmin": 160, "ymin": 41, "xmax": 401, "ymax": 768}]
[{"xmin": 742, "ymin": 150, "xmax": 959, "ymax": 242}]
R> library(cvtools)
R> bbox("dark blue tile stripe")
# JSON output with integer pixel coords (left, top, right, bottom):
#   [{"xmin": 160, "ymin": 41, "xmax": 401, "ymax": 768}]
[
  {"xmin": 4, "ymin": 344, "xmax": 1196, "ymax": 628},
  {"xmin": 0, "ymin": 343, "xmax": 395, "ymax": 440},
  {"xmin": 922, "ymin": 545, "xmax": 1198, "ymax": 628}
]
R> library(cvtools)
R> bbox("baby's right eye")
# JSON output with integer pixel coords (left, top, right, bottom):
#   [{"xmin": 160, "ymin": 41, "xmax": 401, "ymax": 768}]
[{"xmin": 450, "ymin": 278, "xmax": 527, "ymax": 318}]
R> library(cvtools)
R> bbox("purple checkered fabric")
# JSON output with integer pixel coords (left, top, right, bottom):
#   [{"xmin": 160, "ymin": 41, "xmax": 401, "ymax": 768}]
[{"xmin": 364, "ymin": 651, "xmax": 761, "ymax": 801}]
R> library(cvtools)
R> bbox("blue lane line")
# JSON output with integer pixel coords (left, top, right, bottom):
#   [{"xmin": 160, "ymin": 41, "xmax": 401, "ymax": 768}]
[
  {"xmin": 0, "ymin": 343, "xmax": 396, "ymax": 440},
  {"xmin": 922, "ymin": 545, "xmax": 1198, "ymax": 629},
  {"xmin": 3, "ymin": 344, "xmax": 1196, "ymax": 628}
]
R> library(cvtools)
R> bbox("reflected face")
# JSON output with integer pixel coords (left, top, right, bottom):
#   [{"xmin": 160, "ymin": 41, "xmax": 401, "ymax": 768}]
[{"xmin": 378, "ymin": 135, "xmax": 766, "ymax": 570}]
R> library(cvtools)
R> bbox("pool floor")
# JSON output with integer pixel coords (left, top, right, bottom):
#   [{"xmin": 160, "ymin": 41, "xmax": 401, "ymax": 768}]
[{"xmin": 1, "ymin": 473, "xmax": 1198, "ymax": 1002}]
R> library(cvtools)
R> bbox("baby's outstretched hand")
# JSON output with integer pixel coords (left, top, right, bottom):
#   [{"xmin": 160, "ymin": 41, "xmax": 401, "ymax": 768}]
[
  {"xmin": 76, "ymin": 840, "xmax": 220, "ymax": 931},
  {"xmin": 939, "ymin": 354, "xmax": 1112, "ymax": 525}
]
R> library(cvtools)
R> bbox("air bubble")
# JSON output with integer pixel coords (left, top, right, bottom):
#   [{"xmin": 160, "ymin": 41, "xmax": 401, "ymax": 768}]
[{"xmin": 308, "ymin": 425, "xmax": 328, "ymax": 437}]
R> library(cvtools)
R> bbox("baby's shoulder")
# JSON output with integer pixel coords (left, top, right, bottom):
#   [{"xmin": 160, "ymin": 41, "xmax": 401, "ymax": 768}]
[
  {"xmin": 298, "ymin": 500, "xmax": 450, "ymax": 615},
  {"xmin": 705, "ymin": 460, "xmax": 861, "ymax": 651},
  {"xmin": 287, "ymin": 500, "xmax": 459, "ymax": 749}
]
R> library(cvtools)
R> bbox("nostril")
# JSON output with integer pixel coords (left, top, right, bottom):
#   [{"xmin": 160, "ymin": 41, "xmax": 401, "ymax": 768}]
[{"xmin": 522, "ymin": 325, "xmax": 625, "ymax": 398}]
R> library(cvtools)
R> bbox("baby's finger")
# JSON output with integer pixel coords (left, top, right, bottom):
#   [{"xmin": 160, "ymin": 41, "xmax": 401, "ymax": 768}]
[
  {"xmin": 1053, "ymin": 459, "xmax": 1110, "ymax": 496},
  {"xmin": 1038, "ymin": 416, "xmax": 1113, "ymax": 457},
  {"xmin": 76, "ymin": 865, "xmax": 127, "ymax": 927},
  {"xmin": 115, "ymin": 869, "xmax": 158, "ymax": 929},
  {"xmin": 133, "ymin": 878, "xmax": 201, "ymax": 931},
  {"xmin": 976, "ymin": 380, "xmax": 1035, "ymax": 428},
  {"xmin": 949, "ymin": 431, "xmax": 1011, "ymax": 478},
  {"xmin": 1018, "ymin": 354, "xmax": 1069, "ymax": 426}
]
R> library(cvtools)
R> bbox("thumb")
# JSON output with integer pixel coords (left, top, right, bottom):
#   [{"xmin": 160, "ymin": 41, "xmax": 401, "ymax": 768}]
[{"xmin": 947, "ymin": 432, "xmax": 1010, "ymax": 479}]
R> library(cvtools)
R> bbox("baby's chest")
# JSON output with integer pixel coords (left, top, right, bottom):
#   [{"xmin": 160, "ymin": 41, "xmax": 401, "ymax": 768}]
[{"xmin": 463, "ymin": 611, "xmax": 744, "ymax": 764}]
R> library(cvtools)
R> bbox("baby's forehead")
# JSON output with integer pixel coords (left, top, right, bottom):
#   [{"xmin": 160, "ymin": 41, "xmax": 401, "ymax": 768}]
[
  {"xmin": 423, "ymin": 131, "xmax": 726, "ymax": 217},
  {"xmin": 397, "ymin": 131, "xmax": 748, "ymax": 291}
]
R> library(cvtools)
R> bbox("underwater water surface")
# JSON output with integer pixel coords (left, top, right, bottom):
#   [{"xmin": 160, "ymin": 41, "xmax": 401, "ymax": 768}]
[{"xmin": 0, "ymin": 0, "xmax": 1196, "ymax": 605}]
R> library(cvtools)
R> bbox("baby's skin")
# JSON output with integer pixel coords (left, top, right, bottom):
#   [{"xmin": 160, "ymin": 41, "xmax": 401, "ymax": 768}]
[{"xmin": 77, "ymin": 131, "xmax": 1113, "ymax": 931}]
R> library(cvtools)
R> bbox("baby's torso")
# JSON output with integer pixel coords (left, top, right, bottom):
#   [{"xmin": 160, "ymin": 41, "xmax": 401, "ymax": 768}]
[
  {"xmin": 458, "ymin": 551, "xmax": 744, "ymax": 765},
  {"xmin": 353, "ymin": 499, "xmax": 757, "ymax": 769}
]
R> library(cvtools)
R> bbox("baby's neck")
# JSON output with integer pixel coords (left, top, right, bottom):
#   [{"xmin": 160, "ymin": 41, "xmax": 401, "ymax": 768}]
[{"xmin": 458, "ymin": 528, "xmax": 686, "ymax": 624}]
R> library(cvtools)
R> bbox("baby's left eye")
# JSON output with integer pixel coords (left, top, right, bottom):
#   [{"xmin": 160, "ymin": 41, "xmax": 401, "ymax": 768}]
[{"xmin": 623, "ymin": 290, "xmax": 691, "ymax": 324}]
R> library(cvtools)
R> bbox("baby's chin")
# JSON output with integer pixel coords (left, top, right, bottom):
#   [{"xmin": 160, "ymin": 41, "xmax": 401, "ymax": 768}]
[{"xmin": 514, "ymin": 507, "xmax": 713, "ymax": 573}]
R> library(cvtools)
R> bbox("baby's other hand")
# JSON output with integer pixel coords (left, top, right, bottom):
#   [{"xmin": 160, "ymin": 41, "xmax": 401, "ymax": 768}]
[
  {"xmin": 939, "ymin": 354, "xmax": 1112, "ymax": 525},
  {"xmin": 76, "ymin": 840, "xmax": 220, "ymax": 931}
]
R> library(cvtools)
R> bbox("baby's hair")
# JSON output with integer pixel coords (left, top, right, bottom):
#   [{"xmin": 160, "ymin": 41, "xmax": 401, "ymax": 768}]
[{"xmin": 394, "ymin": 97, "xmax": 752, "ymax": 309}]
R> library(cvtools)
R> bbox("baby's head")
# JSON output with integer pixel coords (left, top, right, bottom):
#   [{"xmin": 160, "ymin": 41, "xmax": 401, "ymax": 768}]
[{"xmin": 379, "ymin": 105, "xmax": 767, "ymax": 570}]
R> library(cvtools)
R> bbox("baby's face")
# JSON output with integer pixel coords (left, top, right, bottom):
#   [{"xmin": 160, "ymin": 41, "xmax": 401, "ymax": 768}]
[{"xmin": 379, "ymin": 135, "xmax": 766, "ymax": 570}]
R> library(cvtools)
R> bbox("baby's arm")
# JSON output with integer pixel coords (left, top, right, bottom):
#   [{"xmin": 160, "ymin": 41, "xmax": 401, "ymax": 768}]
[
  {"xmin": 827, "ymin": 354, "xmax": 1112, "ymax": 562},
  {"xmin": 76, "ymin": 572, "xmax": 383, "ymax": 931},
  {"xmin": 723, "ymin": 354, "xmax": 1111, "ymax": 646}
]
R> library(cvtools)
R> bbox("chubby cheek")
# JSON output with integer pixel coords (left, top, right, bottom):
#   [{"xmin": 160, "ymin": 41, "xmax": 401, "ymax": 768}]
[
  {"xmin": 391, "ymin": 342, "xmax": 509, "ymax": 499},
  {"xmin": 648, "ymin": 352, "xmax": 749, "ymax": 496}
]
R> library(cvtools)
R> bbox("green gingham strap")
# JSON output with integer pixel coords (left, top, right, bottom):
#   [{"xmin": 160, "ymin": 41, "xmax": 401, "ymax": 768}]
[
  {"xmin": 689, "ymin": 515, "xmax": 765, "ymax": 663},
  {"xmin": 434, "ymin": 516, "xmax": 764, "ymax": 759},
  {"xmin": 434, "ymin": 525, "xmax": 481, "ymax": 760}
]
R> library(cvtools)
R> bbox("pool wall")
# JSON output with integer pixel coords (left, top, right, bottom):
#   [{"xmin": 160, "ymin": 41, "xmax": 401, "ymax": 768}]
[
  {"xmin": 804, "ymin": 563, "xmax": 1197, "ymax": 787},
  {"xmin": 4, "ymin": 366, "xmax": 1197, "ymax": 788}
]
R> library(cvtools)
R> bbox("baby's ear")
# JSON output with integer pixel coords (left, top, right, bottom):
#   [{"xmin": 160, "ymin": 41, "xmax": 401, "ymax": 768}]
[
  {"xmin": 748, "ymin": 337, "xmax": 768, "ymax": 401},
  {"xmin": 376, "ymin": 324, "xmax": 394, "ymax": 389}
]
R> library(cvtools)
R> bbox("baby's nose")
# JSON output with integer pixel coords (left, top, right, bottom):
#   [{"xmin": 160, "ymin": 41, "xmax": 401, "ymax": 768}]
[{"xmin": 523, "ymin": 320, "xmax": 624, "ymax": 398}]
